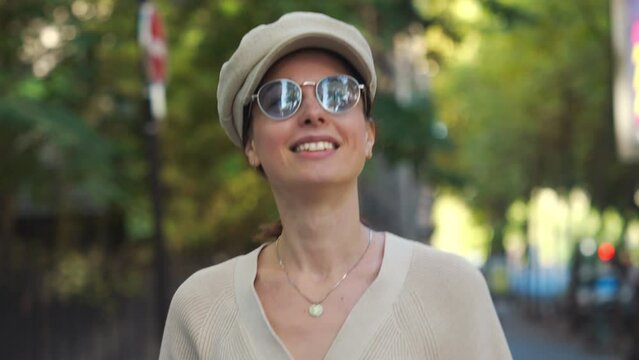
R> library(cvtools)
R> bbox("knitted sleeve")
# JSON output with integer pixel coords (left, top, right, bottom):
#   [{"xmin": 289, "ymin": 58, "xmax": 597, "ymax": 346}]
[
  {"xmin": 433, "ymin": 257, "xmax": 511, "ymax": 359},
  {"xmin": 158, "ymin": 259, "xmax": 239, "ymax": 360},
  {"xmin": 158, "ymin": 278, "xmax": 204, "ymax": 360},
  {"xmin": 392, "ymin": 244, "xmax": 512, "ymax": 360}
]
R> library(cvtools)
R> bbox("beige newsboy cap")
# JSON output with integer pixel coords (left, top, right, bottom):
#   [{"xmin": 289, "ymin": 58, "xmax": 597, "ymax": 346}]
[{"xmin": 217, "ymin": 11, "xmax": 377, "ymax": 148}]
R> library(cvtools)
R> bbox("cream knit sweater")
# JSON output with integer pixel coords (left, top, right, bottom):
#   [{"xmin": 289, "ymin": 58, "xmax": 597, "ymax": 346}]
[{"xmin": 159, "ymin": 233, "xmax": 512, "ymax": 359}]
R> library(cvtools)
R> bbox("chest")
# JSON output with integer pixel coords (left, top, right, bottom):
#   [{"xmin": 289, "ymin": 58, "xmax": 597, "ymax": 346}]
[{"xmin": 254, "ymin": 272, "xmax": 372, "ymax": 360}]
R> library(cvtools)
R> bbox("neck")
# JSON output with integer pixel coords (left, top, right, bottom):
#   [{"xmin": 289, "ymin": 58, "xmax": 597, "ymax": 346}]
[{"xmin": 271, "ymin": 182, "xmax": 367, "ymax": 277}]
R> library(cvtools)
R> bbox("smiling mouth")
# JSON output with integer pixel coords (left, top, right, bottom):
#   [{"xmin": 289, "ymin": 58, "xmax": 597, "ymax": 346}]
[{"xmin": 291, "ymin": 141, "xmax": 339, "ymax": 153}]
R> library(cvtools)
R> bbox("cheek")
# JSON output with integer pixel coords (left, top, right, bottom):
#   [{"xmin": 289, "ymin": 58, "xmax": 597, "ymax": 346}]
[
  {"xmin": 252, "ymin": 119, "xmax": 290, "ymax": 161},
  {"xmin": 351, "ymin": 120, "xmax": 371, "ymax": 149}
]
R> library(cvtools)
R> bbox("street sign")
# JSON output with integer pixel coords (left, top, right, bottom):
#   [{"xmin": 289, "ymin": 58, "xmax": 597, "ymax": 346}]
[{"xmin": 138, "ymin": 1, "xmax": 167, "ymax": 120}]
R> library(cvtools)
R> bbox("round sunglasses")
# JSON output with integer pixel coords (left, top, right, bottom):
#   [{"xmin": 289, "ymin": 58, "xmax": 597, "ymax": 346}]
[{"xmin": 251, "ymin": 74, "xmax": 365, "ymax": 120}]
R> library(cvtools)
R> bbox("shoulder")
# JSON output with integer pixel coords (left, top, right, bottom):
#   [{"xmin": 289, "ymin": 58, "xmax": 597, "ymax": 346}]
[
  {"xmin": 160, "ymin": 255, "xmax": 244, "ymax": 359},
  {"xmin": 386, "ymin": 232, "xmax": 488, "ymax": 297},
  {"xmin": 173, "ymin": 255, "xmax": 238, "ymax": 305},
  {"xmin": 165, "ymin": 253, "xmax": 245, "ymax": 335},
  {"xmin": 385, "ymin": 233, "xmax": 512, "ymax": 359}
]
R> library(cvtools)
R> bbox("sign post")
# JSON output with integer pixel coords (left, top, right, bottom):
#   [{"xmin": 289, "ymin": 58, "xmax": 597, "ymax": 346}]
[{"xmin": 138, "ymin": 0, "xmax": 169, "ymax": 340}]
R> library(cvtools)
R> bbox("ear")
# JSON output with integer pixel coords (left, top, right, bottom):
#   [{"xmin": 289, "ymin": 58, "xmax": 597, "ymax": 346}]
[
  {"xmin": 244, "ymin": 139, "xmax": 261, "ymax": 168},
  {"xmin": 364, "ymin": 120, "xmax": 376, "ymax": 159}
]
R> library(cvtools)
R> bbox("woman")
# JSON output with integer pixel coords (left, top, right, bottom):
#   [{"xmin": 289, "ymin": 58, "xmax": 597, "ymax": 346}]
[{"xmin": 160, "ymin": 12, "xmax": 512, "ymax": 360}]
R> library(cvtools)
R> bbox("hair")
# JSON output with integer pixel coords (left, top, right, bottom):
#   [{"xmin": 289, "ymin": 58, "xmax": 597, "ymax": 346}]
[
  {"xmin": 242, "ymin": 48, "xmax": 375, "ymax": 242},
  {"xmin": 252, "ymin": 220, "xmax": 284, "ymax": 242}
]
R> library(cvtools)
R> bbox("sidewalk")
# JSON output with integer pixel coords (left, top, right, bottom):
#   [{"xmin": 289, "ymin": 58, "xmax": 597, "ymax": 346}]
[{"xmin": 497, "ymin": 301, "xmax": 622, "ymax": 360}]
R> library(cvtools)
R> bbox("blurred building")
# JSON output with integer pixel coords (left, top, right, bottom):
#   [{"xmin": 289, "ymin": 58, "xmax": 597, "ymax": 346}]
[
  {"xmin": 611, "ymin": 0, "xmax": 639, "ymax": 163},
  {"xmin": 359, "ymin": 25, "xmax": 435, "ymax": 243}
]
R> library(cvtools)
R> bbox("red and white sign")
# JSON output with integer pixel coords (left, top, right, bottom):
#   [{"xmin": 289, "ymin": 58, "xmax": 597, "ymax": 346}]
[{"xmin": 139, "ymin": 1, "xmax": 167, "ymax": 119}]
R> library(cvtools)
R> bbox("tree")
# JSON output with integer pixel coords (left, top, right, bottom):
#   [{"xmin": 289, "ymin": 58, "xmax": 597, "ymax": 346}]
[{"xmin": 431, "ymin": 0, "xmax": 639, "ymax": 252}]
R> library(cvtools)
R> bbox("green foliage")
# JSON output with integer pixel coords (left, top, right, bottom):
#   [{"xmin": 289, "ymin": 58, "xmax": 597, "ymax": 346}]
[
  {"xmin": 373, "ymin": 93, "xmax": 452, "ymax": 180},
  {"xmin": 0, "ymin": 0, "xmax": 145, "ymax": 306},
  {"xmin": 0, "ymin": 97, "xmax": 119, "ymax": 204},
  {"xmin": 2, "ymin": 1, "xmax": 437, "ymax": 304},
  {"xmin": 6, "ymin": 0, "xmax": 637, "ymax": 303},
  {"xmin": 434, "ymin": 0, "xmax": 639, "ymax": 219}
]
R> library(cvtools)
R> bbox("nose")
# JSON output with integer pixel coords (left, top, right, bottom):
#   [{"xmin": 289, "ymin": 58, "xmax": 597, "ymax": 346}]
[{"xmin": 297, "ymin": 82, "xmax": 326, "ymax": 126}]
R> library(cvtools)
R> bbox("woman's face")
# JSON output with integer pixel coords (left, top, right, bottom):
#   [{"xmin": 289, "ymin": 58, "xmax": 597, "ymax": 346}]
[{"xmin": 245, "ymin": 49, "xmax": 375, "ymax": 189}]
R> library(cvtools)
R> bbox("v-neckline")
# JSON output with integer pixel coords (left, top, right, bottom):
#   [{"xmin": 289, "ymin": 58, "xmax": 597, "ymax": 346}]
[{"xmin": 234, "ymin": 232, "xmax": 413, "ymax": 360}]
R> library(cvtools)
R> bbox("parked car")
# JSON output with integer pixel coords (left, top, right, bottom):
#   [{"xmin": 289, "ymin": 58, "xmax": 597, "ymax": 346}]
[{"xmin": 565, "ymin": 238, "xmax": 636, "ymax": 353}]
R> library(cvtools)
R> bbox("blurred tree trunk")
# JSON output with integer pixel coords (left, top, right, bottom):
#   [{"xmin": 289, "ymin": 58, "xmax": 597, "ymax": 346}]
[
  {"xmin": 0, "ymin": 194, "xmax": 16, "ymax": 271},
  {"xmin": 55, "ymin": 176, "xmax": 77, "ymax": 249}
]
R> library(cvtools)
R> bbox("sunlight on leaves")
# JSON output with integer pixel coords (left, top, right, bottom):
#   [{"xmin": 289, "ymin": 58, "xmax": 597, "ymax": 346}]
[
  {"xmin": 219, "ymin": 0, "xmax": 242, "ymax": 16},
  {"xmin": 431, "ymin": 191, "xmax": 491, "ymax": 266}
]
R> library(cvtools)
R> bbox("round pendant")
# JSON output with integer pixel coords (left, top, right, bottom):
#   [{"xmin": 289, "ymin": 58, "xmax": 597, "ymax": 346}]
[{"xmin": 308, "ymin": 304, "xmax": 324, "ymax": 317}]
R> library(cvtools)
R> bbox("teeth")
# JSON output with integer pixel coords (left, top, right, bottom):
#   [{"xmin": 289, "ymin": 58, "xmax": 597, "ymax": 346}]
[{"xmin": 294, "ymin": 141, "xmax": 335, "ymax": 152}]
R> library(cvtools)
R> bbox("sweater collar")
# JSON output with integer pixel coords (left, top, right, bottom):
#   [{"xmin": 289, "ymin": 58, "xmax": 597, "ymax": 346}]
[{"xmin": 235, "ymin": 232, "xmax": 413, "ymax": 360}]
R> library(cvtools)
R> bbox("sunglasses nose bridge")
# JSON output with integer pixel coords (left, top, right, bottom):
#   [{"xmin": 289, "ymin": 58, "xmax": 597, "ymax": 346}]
[
  {"xmin": 297, "ymin": 80, "xmax": 323, "ymax": 110},
  {"xmin": 296, "ymin": 81, "xmax": 328, "ymax": 124}
]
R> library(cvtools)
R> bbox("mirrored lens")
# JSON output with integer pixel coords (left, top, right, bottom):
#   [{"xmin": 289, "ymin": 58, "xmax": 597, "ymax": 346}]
[
  {"xmin": 257, "ymin": 80, "xmax": 301, "ymax": 119},
  {"xmin": 254, "ymin": 75, "xmax": 362, "ymax": 120},
  {"xmin": 317, "ymin": 75, "xmax": 361, "ymax": 113}
]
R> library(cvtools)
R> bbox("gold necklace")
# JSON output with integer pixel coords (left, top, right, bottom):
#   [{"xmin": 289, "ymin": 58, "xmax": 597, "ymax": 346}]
[{"xmin": 275, "ymin": 228, "xmax": 372, "ymax": 317}]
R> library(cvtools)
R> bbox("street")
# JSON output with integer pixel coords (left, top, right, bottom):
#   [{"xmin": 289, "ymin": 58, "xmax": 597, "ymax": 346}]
[{"xmin": 498, "ymin": 301, "xmax": 623, "ymax": 360}]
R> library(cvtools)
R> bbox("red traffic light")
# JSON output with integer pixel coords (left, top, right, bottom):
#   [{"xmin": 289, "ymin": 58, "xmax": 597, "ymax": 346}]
[{"xmin": 597, "ymin": 242, "xmax": 615, "ymax": 262}]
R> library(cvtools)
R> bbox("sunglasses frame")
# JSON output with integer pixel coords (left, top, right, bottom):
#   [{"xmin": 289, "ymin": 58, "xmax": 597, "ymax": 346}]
[{"xmin": 250, "ymin": 74, "xmax": 366, "ymax": 121}]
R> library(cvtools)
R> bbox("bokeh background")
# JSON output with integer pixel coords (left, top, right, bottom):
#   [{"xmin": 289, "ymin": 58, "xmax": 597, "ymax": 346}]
[{"xmin": 2, "ymin": 0, "xmax": 639, "ymax": 359}]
